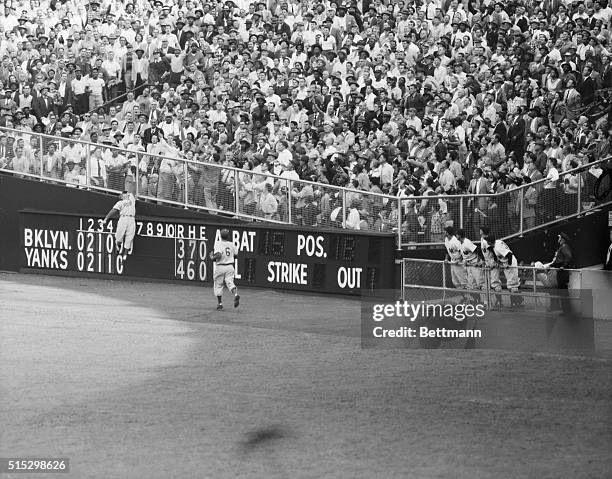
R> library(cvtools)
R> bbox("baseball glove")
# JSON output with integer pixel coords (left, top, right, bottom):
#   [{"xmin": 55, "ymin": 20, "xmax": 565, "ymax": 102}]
[{"xmin": 209, "ymin": 251, "xmax": 223, "ymax": 261}]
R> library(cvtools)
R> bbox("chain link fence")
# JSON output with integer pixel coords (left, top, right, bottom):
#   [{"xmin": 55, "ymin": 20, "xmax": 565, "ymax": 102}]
[{"xmin": 401, "ymin": 258, "xmax": 595, "ymax": 313}]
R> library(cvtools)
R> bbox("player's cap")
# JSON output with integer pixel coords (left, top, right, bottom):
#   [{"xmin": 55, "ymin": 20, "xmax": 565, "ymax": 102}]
[{"xmin": 220, "ymin": 228, "xmax": 230, "ymax": 240}]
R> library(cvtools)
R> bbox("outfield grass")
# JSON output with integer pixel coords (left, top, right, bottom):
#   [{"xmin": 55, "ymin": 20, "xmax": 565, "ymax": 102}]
[{"xmin": 1, "ymin": 273, "xmax": 610, "ymax": 479}]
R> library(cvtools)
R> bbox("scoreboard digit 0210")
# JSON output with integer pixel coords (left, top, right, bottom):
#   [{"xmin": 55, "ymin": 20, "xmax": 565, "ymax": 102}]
[{"xmin": 19, "ymin": 210, "xmax": 396, "ymax": 295}]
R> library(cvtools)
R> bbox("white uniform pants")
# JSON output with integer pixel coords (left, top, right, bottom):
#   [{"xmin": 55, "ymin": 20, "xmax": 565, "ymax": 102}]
[
  {"xmin": 485, "ymin": 259, "xmax": 502, "ymax": 291},
  {"xmin": 116, "ymin": 216, "xmax": 136, "ymax": 251},
  {"xmin": 465, "ymin": 261, "xmax": 482, "ymax": 290},
  {"xmin": 501, "ymin": 258, "xmax": 520, "ymax": 291},
  {"xmin": 214, "ymin": 264, "xmax": 235, "ymax": 296},
  {"xmin": 450, "ymin": 262, "xmax": 467, "ymax": 289}
]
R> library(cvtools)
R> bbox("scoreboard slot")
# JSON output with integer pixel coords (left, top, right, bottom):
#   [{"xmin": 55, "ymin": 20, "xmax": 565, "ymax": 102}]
[{"xmin": 244, "ymin": 258, "xmax": 256, "ymax": 283}]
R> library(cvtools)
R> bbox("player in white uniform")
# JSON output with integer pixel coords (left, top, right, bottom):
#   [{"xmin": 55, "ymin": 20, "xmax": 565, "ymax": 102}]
[
  {"xmin": 480, "ymin": 226, "xmax": 502, "ymax": 307},
  {"xmin": 456, "ymin": 228, "xmax": 483, "ymax": 302},
  {"xmin": 210, "ymin": 228, "xmax": 240, "ymax": 310},
  {"xmin": 444, "ymin": 226, "xmax": 466, "ymax": 290},
  {"xmin": 102, "ymin": 190, "xmax": 136, "ymax": 259},
  {"xmin": 486, "ymin": 233, "xmax": 523, "ymax": 307}
]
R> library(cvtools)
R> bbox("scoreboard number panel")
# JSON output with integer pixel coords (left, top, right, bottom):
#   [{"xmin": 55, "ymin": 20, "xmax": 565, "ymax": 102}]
[
  {"xmin": 174, "ymin": 238, "xmax": 208, "ymax": 282},
  {"xmin": 75, "ymin": 221, "xmax": 125, "ymax": 275},
  {"xmin": 19, "ymin": 211, "xmax": 395, "ymax": 295}
]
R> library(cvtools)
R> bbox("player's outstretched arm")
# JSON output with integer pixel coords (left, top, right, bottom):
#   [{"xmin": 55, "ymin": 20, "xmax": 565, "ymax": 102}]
[{"xmin": 102, "ymin": 208, "xmax": 120, "ymax": 223}]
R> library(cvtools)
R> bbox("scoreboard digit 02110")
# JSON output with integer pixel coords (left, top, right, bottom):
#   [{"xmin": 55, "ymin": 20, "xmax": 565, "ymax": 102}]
[{"xmin": 19, "ymin": 211, "xmax": 395, "ymax": 295}]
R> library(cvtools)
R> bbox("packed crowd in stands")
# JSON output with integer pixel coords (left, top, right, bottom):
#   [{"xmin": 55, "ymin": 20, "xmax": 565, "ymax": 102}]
[{"xmin": 1, "ymin": 0, "xmax": 612, "ymax": 237}]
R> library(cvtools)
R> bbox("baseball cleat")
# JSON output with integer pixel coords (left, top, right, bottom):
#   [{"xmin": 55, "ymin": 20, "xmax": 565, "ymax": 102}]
[
  {"xmin": 217, "ymin": 304, "xmax": 223, "ymax": 310},
  {"xmin": 234, "ymin": 295, "xmax": 240, "ymax": 308}
]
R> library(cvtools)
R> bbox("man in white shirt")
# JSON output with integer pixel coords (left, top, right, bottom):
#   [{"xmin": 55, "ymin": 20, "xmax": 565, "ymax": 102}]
[
  {"xmin": 276, "ymin": 140, "xmax": 293, "ymax": 168},
  {"xmin": 279, "ymin": 161, "xmax": 299, "ymax": 191},
  {"xmin": 346, "ymin": 199, "xmax": 361, "ymax": 230},
  {"xmin": 71, "ymin": 67, "xmax": 89, "ymax": 115},
  {"xmin": 87, "ymin": 68, "xmax": 106, "ymax": 111},
  {"xmin": 88, "ymin": 147, "xmax": 107, "ymax": 187},
  {"xmin": 379, "ymin": 158, "xmax": 394, "ymax": 187},
  {"xmin": 439, "ymin": 161, "xmax": 457, "ymax": 193}
]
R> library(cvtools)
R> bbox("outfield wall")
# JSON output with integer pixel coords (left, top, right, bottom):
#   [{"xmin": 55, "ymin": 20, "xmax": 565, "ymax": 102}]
[{"xmin": 1, "ymin": 174, "xmax": 396, "ymax": 295}]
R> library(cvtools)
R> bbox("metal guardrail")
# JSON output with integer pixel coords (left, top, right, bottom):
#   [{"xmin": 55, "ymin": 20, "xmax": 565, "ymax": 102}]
[
  {"xmin": 0, "ymin": 126, "xmax": 394, "ymax": 233},
  {"xmin": 84, "ymin": 83, "xmax": 153, "ymax": 116},
  {"xmin": 400, "ymin": 257, "xmax": 611, "ymax": 311},
  {"xmin": 397, "ymin": 157, "xmax": 612, "ymax": 248},
  {"xmin": 1, "ymin": 125, "xmax": 610, "ymax": 246}
]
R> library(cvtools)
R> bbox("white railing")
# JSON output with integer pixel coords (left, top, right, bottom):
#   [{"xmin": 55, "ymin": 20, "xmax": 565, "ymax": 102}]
[
  {"xmin": 397, "ymin": 157, "xmax": 612, "ymax": 247},
  {"xmin": 400, "ymin": 257, "xmax": 612, "ymax": 313},
  {"xmin": 1, "ymin": 126, "xmax": 610, "ymax": 247},
  {"xmin": 0, "ymin": 126, "xmax": 395, "ymax": 235}
]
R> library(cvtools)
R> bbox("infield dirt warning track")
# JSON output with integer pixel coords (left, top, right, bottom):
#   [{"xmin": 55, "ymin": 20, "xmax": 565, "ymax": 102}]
[{"xmin": 0, "ymin": 273, "xmax": 611, "ymax": 479}]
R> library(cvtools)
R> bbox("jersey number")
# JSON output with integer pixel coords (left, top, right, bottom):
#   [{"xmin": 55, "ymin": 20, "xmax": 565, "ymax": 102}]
[{"xmin": 225, "ymin": 247, "xmax": 231, "ymax": 256}]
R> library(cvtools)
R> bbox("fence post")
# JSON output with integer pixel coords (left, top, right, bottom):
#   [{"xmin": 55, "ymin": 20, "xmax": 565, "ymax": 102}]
[
  {"xmin": 184, "ymin": 161, "xmax": 189, "ymax": 209},
  {"xmin": 442, "ymin": 259, "xmax": 447, "ymax": 289},
  {"xmin": 577, "ymin": 172, "xmax": 582, "ymax": 214},
  {"xmin": 286, "ymin": 180, "xmax": 292, "ymax": 224},
  {"xmin": 39, "ymin": 133, "xmax": 44, "ymax": 180},
  {"xmin": 342, "ymin": 188, "xmax": 347, "ymax": 228},
  {"xmin": 135, "ymin": 155, "xmax": 139, "ymax": 199},
  {"xmin": 84, "ymin": 143, "xmax": 91, "ymax": 188},
  {"xmin": 519, "ymin": 189, "xmax": 524, "ymax": 237},
  {"xmin": 396, "ymin": 198, "xmax": 402, "ymax": 250},
  {"xmin": 484, "ymin": 267, "xmax": 491, "ymax": 309},
  {"xmin": 400, "ymin": 259, "xmax": 405, "ymax": 302},
  {"xmin": 459, "ymin": 196, "xmax": 464, "ymax": 229}
]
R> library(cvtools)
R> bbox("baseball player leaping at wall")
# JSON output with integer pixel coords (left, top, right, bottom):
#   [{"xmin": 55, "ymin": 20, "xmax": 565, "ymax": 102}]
[
  {"xmin": 210, "ymin": 228, "xmax": 240, "ymax": 311},
  {"xmin": 102, "ymin": 191, "xmax": 136, "ymax": 260}
]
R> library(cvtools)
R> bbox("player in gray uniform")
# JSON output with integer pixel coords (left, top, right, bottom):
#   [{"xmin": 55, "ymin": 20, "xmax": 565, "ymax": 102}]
[
  {"xmin": 102, "ymin": 190, "xmax": 136, "ymax": 259},
  {"xmin": 209, "ymin": 228, "xmax": 240, "ymax": 310}
]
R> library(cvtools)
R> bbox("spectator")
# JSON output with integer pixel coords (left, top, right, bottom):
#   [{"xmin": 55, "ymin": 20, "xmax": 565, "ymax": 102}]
[
  {"xmin": 1, "ymin": 0, "xmax": 611, "ymax": 238},
  {"xmin": 258, "ymin": 182, "xmax": 277, "ymax": 219}
]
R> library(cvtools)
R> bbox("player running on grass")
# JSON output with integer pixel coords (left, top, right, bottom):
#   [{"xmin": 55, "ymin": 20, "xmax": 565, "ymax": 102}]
[
  {"xmin": 209, "ymin": 228, "xmax": 240, "ymax": 311},
  {"xmin": 102, "ymin": 190, "xmax": 136, "ymax": 260}
]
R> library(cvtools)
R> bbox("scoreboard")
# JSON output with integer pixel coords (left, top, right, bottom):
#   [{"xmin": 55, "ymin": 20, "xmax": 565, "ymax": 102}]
[{"xmin": 19, "ymin": 211, "xmax": 396, "ymax": 295}]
